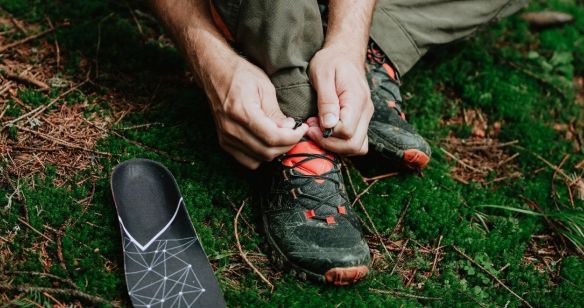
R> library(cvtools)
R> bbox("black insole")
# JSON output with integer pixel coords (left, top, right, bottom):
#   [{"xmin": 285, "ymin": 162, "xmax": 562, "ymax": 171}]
[{"xmin": 111, "ymin": 159, "xmax": 226, "ymax": 308}]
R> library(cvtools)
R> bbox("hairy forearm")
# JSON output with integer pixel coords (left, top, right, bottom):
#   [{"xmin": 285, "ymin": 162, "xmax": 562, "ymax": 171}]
[
  {"xmin": 325, "ymin": 0, "xmax": 376, "ymax": 61},
  {"xmin": 150, "ymin": 0, "xmax": 238, "ymax": 91}
]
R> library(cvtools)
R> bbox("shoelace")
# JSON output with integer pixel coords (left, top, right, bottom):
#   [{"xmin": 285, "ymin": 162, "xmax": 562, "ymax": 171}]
[
  {"xmin": 277, "ymin": 152, "xmax": 349, "ymax": 223},
  {"xmin": 367, "ymin": 42, "xmax": 406, "ymax": 121}
]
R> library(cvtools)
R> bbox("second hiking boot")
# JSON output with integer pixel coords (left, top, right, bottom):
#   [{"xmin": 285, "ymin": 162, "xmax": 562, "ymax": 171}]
[
  {"xmin": 366, "ymin": 41, "xmax": 432, "ymax": 170},
  {"xmin": 260, "ymin": 139, "xmax": 370, "ymax": 285}
]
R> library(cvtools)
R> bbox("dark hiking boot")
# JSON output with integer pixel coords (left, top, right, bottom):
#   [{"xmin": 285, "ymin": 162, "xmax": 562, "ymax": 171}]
[
  {"xmin": 260, "ymin": 139, "xmax": 370, "ymax": 285},
  {"xmin": 366, "ymin": 41, "xmax": 432, "ymax": 170}
]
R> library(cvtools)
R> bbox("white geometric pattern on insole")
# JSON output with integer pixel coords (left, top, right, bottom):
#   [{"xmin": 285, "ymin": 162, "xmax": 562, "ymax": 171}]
[{"xmin": 123, "ymin": 236, "xmax": 206, "ymax": 307}]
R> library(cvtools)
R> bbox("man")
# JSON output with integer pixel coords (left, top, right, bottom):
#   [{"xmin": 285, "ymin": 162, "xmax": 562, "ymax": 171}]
[{"xmin": 151, "ymin": 0, "xmax": 527, "ymax": 285}]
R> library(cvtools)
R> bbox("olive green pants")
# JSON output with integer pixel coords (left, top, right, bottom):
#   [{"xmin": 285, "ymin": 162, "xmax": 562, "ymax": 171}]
[{"xmin": 211, "ymin": 0, "xmax": 528, "ymax": 119}]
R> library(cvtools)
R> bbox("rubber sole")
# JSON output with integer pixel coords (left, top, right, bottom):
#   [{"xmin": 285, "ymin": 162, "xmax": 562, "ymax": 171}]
[
  {"xmin": 402, "ymin": 149, "xmax": 431, "ymax": 170},
  {"xmin": 264, "ymin": 241, "xmax": 369, "ymax": 286}
]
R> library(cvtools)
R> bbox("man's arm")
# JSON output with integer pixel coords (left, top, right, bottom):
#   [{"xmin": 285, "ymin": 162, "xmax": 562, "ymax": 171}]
[
  {"xmin": 308, "ymin": 1, "xmax": 376, "ymax": 155},
  {"xmin": 151, "ymin": 0, "xmax": 307, "ymax": 169}
]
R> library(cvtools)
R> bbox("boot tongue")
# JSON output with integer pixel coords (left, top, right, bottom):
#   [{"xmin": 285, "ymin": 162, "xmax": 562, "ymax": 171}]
[{"xmin": 282, "ymin": 140, "xmax": 334, "ymax": 176}]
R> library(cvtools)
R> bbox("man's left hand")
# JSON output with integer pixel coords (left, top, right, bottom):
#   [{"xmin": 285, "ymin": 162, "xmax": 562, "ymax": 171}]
[{"xmin": 307, "ymin": 45, "xmax": 373, "ymax": 156}]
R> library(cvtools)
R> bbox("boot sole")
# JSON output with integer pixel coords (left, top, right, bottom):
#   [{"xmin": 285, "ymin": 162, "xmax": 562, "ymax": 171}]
[
  {"xmin": 263, "ymin": 239, "xmax": 369, "ymax": 286},
  {"xmin": 402, "ymin": 149, "xmax": 430, "ymax": 170}
]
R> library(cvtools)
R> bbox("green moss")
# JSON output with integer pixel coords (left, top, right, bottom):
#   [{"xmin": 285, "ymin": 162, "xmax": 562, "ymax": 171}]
[{"xmin": 1, "ymin": 0, "xmax": 582, "ymax": 306}]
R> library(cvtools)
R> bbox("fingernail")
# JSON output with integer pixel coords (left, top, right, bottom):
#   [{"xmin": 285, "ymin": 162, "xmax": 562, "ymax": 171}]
[{"xmin": 323, "ymin": 113, "xmax": 337, "ymax": 127}]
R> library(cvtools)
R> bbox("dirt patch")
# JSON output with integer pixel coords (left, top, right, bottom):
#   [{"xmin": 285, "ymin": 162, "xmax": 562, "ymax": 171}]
[{"xmin": 442, "ymin": 108, "xmax": 521, "ymax": 184}]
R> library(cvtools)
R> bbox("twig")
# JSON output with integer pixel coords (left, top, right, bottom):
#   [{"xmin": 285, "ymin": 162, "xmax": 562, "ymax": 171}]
[
  {"xmin": 390, "ymin": 239, "xmax": 409, "ymax": 276},
  {"xmin": 3, "ymin": 79, "xmax": 88, "ymax": 128},
  {"xmin": 362, "ymin": 172, "xmax": 399, "ymax": 183},
  {"xmin": 12, "ymin": 125, "xmax": 111, "ymax": 157},
  {"xmin": 0, "ymin": 27, "xmax": 57, "ymax": 53},
  {"xmin": 0, "ymin": 70, "xmax": 49, "ymax": 90},
  {"xmin": 7, "ymin": 271, "xmax": 77, "ymax": 289},
  {"xmin": 369, "ymin": 288, "xmax": 441, "ymax": 300},
  {"xmin": 342, "ymin": 161, "xmax": 374, "ymax": 234},
  {"xmin": 430, "ymin": 235, "xmax": 443, "ymax": 276},
  {"xmin": 17, "ymin": 217, "xmax": 53, "ymax": 243},
  {"xmin": 440, "ymin": 148, "xmax": 484, "ymax": 173},
  {"xmin": 351, "ymin": 179, "xmax": 379, "ymax": 207},
  {"xmin": 464, "ymin": 140, "xmax": 519, "ymax": 151},
  {"xmin": 223, "ymin": 192, "xmax": 254, "ymax": 232},
  {"xmin": 0, "ymin": 284, "xmax": 118, "ymax": 306},
  {"xmin": 349, "ymin": 179, "xmax": 393, "ymax": 261},
  {"xmin": 453, "ymin": 245, "xmax": 533, "ymax": 308},
  {"xmin": 391, "ymin": 193, "xmax": 413, "ymax": 234},
  {"xmin": 234, "ymin": 201, "xmax": 274, "ymax": 290}
]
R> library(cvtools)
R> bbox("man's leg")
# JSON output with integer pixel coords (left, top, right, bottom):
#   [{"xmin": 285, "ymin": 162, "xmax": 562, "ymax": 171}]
[
  {"xmin": 364, "ymin": 0, "xmax": 528, "ymax": 170},
  {"xmin": 370, "ymin": 0, "xmax": 529, "ymax": 75},
  {"xmin": 211, "ymin": 0, "xmax": 371, "ymax": 285},
  {"xmin": 211, "ymin": 0, "xmax": 323, "ymax": 120}
]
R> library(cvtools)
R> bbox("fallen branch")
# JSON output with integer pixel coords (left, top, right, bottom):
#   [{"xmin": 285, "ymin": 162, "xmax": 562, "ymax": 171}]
[
  {"xmin": 12, "ymin": 125, "xmax": 111, "ymax": 157},
  {"xmin": 0, "ymin": 70, "xmax": 49, "ymax": 90},
  {"xmin": 234, "ymin": 200, "xmax": 274, "ymax": 291},
  {"xmin": 3, "ymin": 79, "xmax": 88, "ymax": 128},
  {"xmin": 453, "ymin": 245, "xmax": 533, "ymax": 308},
  {"xmin": 0, "ymin": 284, "xmax": 118, "ymax": 306},
  {"xmin": 440, "ymin": 148, "xmax": 484, "ymax": 174},
  {"xmin": 0, "ymin": 27, "xmax": 57, "ymax": 54},
  {"xmin": 6, "ymin": 271, "xmax": 77, "ymax": 289},
  {"xmin": 17, "ymin": 217, "xmax": 53, "ymax": 243},
  {"xmin": 369, "ymin": 288, "xmax": 442, "ymax": 300}
]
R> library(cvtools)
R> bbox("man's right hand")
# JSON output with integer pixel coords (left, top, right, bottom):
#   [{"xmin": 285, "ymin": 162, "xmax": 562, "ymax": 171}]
[{"xmin": 203, "ymin": 56, "xmax": 308, "ymax": 169}]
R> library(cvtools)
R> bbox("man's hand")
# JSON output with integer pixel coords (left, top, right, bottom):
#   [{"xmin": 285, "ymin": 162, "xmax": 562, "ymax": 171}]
[
  {"xmin": 206, "ymin": 56, "xmax": 308, "ymax": 169},
  {"xmin": 151, "ymin": 0, "xmax": 307, "ymax": 169},
  {"xmin": 307, "ymin": 45, "xmax": 373, "ymax": 156},
  {"xmin": 306, "ymin": 0, "xmax": 376, "ymax": 156}
]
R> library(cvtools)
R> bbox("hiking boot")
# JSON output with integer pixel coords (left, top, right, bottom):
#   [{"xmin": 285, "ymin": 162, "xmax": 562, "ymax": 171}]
[
  {"xmin": 259, "ymin": 138, "xmax": 370, "ymax": 285},
  {"xmin": 366, "ymin": 41, "xmax": 432, "ymax": 170}
]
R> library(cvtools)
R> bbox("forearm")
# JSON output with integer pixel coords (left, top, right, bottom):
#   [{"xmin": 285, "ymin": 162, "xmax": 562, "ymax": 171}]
[
  {"xmin": 325, "ymin": 0, "xmax": 376, "ymax": 62},
  {"xmin": 150, "ymin": 0, "xmax": 238, "ymax": 92}
]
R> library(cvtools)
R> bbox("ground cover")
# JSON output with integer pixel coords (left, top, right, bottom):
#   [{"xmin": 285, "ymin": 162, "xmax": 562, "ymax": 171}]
[{"xmin": 0, "ymin": 0, "xmax": 583, "ymax": 306}]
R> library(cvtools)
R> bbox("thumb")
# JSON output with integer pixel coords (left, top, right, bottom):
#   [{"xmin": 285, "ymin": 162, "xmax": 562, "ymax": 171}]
[{"xmin": 313, "ymin": 70, "xmax": 340, "ymax": 129}]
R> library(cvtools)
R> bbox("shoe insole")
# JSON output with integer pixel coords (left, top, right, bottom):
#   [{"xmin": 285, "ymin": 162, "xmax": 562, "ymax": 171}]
[{"xmin": 111, "ymin": 159, "xmax": 226, "ymax": 308}]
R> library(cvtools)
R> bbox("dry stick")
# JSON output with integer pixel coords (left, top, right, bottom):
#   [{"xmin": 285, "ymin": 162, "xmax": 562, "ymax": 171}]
[
  {"xmin": 223, "ymin": 192, "xmax": 254, "ymax": 232},
  {"xmin": 464, "ymin": 140, "xmax": 519, "ymax": 151},
  {"xmin": 349, "ymin": 179, "xmax": 393, "ymax": 261},
  {"xmin": 0, "ymin": 70, "xmax": 49, "ymax": 90},
  {"xmin": 389, "ymin": 239, "xmax": 409, "ymax": 276},
  {"xmin": 0, "ymin": 27, "xmax": 57, "ymax": 53},
  {"xmin": 362, "ymin": 172, "xmax": 399, "ymax": 183},
  {"xmin": 440, "ymin": 147, "xmax": 484, "ymax": 173},
  {"xmin": 234, "ymin": 201, "xmax": 274, "ymax": 291},
  {"xmin": 453, "ymin": 245, "xmax": 533, "ymax": 308},
  {"xmin": 342, "ymin": 162, "xmax": 374, "ymax": 234},
  {"xmin": 7, "ymin": 271, "xmax": 77, "ymax": 289},
  {"xmin": 13, "ymin": 125, "xmax": 111, "ymax": 157},
  {"xmin": 17, "ymin": 217, "xmax": 53, "ymax": 243},
  {"xmin": 497, "ymin": 153, "xmax": 520, "ymax": 167},
  {"xmin": 391, "ymin": 194, "xmax": 413, "ymax": 234},
  {"xmin": 552, "ymin": 154, "xmax": 571, "ymax": 209},
  {"xmin": 3, "ymin": 80, "xmax": 88, "ymax": 128},
  {"xmin": 430, "ymin": 235, "xmax": 443, "ymax": 276},
  {"xmin": 369, "ymin": 288, "xmax": 441, "ymax": 300},
  {"xmin": 0, "ymin": 284, "xmax": 118, "ymax": 306}
]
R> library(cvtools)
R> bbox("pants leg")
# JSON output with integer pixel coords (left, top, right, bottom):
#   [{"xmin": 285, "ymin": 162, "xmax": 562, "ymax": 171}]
[
  {"xmin": 211, "ymin": 0, "xmax": 323, "ymax": 120},
  {"xmin": 370, "ymin": 0, "xmax": 529, "ymax": 75}
]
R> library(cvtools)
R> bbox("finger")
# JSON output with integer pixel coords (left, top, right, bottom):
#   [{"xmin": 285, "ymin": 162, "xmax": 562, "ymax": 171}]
[
  {"xmin": 307, "ymin": 107, "xmax": 370, "ymax": 155},
  {"xmin": 236, "ymin": 103, "xmax": 309, "ymax": 147},
  {"xmin": 224, "ymin": 122, "xmax": 298, "ymax": 161},
  {"xmin": 312, "ymin": 68, "xmax": 340, "ymax": 129}
]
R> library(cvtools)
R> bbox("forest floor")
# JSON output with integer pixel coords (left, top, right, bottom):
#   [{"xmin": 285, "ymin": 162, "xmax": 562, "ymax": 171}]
[{"xmin": 0, "ymin": 0, "xmax": 583, "ymax": 306}]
